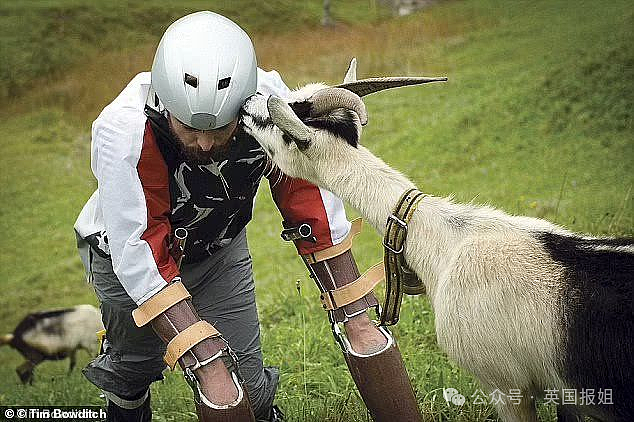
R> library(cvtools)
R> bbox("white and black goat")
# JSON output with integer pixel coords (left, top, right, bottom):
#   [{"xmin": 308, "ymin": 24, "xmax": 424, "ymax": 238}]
[
  {"xmin": 241, "ymin": 61, "xmax": 634, "ymax": 421},
  {"xmin": 1, "ymin": 304, "xmax": 104, "ymax": 384}
]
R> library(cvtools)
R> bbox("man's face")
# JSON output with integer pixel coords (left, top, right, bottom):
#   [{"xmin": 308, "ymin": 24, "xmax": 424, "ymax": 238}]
[{"xmin": 168, "ymin": 113, "xmax": 238, "ymax": 164}]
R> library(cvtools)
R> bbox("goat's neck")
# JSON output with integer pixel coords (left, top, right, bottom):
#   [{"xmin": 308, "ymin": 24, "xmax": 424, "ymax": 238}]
[
  {"xmin": 319, "ymin": 145, "xmax": 417, "ymax": 237},
  {"xmin": 317, "ymin": 145, "xmax": 466, "ymax": 300}
]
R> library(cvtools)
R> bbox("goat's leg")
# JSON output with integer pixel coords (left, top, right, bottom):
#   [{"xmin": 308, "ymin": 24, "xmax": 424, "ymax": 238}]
[
  {"xmin": 495, "ymin": 397, "xmax": 538, "ymax": 422},
  {"xmin": 16, "ymin": 360, "xmax": 37, "ymax": 384},
  {"xmin": 68, "ymin": 350, "xmax": 77, "ymax": 373}
]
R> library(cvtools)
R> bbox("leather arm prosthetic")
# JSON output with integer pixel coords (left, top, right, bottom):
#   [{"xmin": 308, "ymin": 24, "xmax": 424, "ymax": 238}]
[
  {"xmin": 132, "ymin": 281, "xmax": 255, "ymax": 422},
  {"xmin": 288, "ymin": 219, "xmax": 422, "ymax": 421}
]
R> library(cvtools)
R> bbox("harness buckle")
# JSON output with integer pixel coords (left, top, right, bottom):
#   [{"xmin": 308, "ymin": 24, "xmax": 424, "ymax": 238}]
[
  {"xmin": 382, "ymin": 240, "xmax": 404, "ymax": 254},
  {"xmin": 383, "ymin": 214, "xmax": 408, "ymax": 253},
  {"xmin": 387, "ymin": 213, "xmax": 408, "ymax": 229}
]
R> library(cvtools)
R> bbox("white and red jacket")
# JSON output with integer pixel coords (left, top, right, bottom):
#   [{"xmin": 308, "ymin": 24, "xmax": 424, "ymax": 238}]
[{"xmin": 75, "ymin": 71, "xmax": 351, "ymax": 305}]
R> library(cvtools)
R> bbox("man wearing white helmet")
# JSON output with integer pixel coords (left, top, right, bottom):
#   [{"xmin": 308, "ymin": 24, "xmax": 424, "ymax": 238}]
[{"xmin": 75, "ymin": 11, "xmax": 420, "ymax": 422}]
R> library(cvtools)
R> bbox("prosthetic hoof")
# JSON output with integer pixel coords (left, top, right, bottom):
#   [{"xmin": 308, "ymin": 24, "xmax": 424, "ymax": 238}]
[
  {"xmin": 343, "ymin": 328, "xmax": 422, "ymax": 422},
  {"xmin": 195, "ymin": 399, "xmax": 254, "ymax": 422},
  {"xmin": 188, "ymin": 370, "xmax": 255, "ymax": 422}
]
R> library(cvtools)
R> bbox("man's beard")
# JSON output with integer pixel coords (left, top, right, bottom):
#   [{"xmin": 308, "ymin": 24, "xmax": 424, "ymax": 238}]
[{"xmin": 167, "ymin": 124, "xmax": 232, "ymax": 165}]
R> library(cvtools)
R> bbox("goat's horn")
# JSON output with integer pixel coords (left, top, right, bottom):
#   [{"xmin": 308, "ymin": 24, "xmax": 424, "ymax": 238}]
[
  {"xmin": 336, "ymin": 76, "xmax": 448, "ymax": 97},
  {"xmin": 309, "ymin": 87, "xmax": 368, "ymax": 126},
  {"xmin": 267, "ymin": 95, "xmax": 313, "ymax": 142},
  {"xmin": 343, "ymin": 57, "xmax": 357, "ymax": 83}
]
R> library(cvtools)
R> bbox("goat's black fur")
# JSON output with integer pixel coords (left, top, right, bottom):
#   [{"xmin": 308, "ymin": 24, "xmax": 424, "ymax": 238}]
[
  {"xmin": 303, "ymin": 109, "xmax": 360, "ymax": 148},
  {"xmin": 537, "ymin": 232, "xmax": 634, "ymax": 421}
]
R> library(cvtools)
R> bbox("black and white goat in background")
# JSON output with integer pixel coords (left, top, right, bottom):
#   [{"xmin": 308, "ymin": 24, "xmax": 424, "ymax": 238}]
[
  {"xmin": 241, "ymin": 61, "xmax": 634, "ymax": 421},
  {"xmin": 1, "ymin": 304, "xmax": 104, "ymax": 384}
]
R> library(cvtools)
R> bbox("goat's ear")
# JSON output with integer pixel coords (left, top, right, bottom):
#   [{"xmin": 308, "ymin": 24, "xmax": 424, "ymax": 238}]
[
  {"xmin": 268, "ymin": 96, "xmax": 314, "ymax": 150},
  {"xmin": 304, "ymin": 109, "xmax": 360, "ymax": 148}
]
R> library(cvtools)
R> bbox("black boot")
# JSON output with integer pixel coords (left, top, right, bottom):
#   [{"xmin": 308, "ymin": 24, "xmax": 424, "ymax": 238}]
[
  {"xmin": 258, "ymin": 404, "xmax": 283, "ymax": 422},
  {"xmin": 105, "ymin": 390, "xmax": 151, "ymax": 422}
]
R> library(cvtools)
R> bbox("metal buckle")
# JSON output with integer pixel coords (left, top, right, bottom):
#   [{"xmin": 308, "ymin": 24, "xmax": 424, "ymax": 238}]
[
  {"xmin": 387, "ymin": 213, "xmax": 408, "ymax": 229},
  {"xmin": 184, "ymin": 368, "xmax": 202, "ymax": 403},
  {"xmin": 383, "ymin": 239, "xmax": 404, "ymax": 254},
  {"xmin": 383, "ymin": 214, "xmax": 407, "ymax": 254},
  {"xmin": 281, "ymin": 223, "xmax": 317, "ymax": 243}
]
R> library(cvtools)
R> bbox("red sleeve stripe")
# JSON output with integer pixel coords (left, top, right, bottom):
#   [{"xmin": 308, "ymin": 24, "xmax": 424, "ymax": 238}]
[
  {"xmin": 137, "ymin": 120, "xmax": 180, "ymax": 283},
  {"xmin": 270, "ymin": 176, "xmax": 334, "ymax": 255}
]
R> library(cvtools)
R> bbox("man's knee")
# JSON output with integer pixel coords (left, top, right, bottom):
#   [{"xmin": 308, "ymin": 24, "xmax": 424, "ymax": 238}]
[{"xmin": 83, "ymin": 348, "xmax": 166, "ymax": 399}]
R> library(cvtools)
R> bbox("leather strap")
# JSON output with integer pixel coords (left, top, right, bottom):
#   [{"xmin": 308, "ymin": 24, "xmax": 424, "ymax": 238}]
[
  {"xmin": 132, "ymin": 281, "xmax": 191, "ymax": 327},
  {"xmin": 164, "ymin": 321, "xmax": 221, "ymax": 370},
  {"xmin": 381, "ymin": 188, "xmax": 427, "ymax": 326},
  {"xmin": 302, "ymin": 218, "xmax": 363, "ymax": 264},
  {"xmin": 319, "ymin": 262, "xmax": 385, "ymax": 311}
]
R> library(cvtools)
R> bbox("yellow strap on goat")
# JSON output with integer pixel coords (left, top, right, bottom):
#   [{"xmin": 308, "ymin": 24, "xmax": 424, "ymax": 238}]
[
  {"xmin": 319, "ymin": 262, "xmax": 385, "ymax": 311},
  {"xmin": 380, "ymin": 188, "xmax": 427, "ymax": 326},
  {"xmin": 164, "ymin": 321, "xmax": 220, "ymax": 370},
  {"xmin": 302, "ymin": 218, "xmax": 363, "ymax": 264},
  {"xmin": 132, "ymin": 281, "xmax": 191, "ymax": 327}
]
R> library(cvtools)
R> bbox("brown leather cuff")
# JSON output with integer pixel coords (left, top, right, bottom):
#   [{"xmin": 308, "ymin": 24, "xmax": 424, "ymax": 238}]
[
  {"xmin": 308, "ymin": 249, "xmax": 379, "ymax": 323},
  {"xmin": 151, "ymin": 300, "xmax": 227, "ymax": 370}
]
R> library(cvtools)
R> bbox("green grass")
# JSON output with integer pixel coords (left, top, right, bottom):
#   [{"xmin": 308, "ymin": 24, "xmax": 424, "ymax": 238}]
[
  {"xmin": 0, "ymin": 0, "xmax": 387, "ymax": 100},
  {"xmin": 0, "ymin": 0, "xmax": 632, "ymax": 421}
]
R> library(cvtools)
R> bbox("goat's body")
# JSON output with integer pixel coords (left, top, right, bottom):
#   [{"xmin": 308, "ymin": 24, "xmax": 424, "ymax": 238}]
[
  {"xmin": 2, "ymin": 305, "xmax": 103, "ymax": 383},
  {"xmin": 17, "ymin": 307, "xmax": 95, "ymax": 357},
  {"xmin": 242, "ymin": 86, "xmax": 634, "ymax": 421},
  {"xmin": 324, "ymin": 145, "xmax": 633, "ymax": 421}
]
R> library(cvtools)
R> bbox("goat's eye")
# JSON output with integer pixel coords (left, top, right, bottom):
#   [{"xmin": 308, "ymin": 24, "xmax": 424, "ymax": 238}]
[
  {"xmin": 295, "ymin": 138, "xmax": 311, "ymax": 152},
  {"xmin": 282, "ymin": 133, "xmax": 294, "ymax": 146}
]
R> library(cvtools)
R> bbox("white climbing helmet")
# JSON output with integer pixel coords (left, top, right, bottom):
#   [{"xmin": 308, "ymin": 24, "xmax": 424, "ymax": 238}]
[{"xmin": 148, "ymin": 11, "xmax": 257, "ymax": 130}]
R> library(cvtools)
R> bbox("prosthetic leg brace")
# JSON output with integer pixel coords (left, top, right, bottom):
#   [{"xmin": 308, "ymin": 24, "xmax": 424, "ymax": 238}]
[
  {"xmin": 132, "ymin": 281, "xmax": 255, "ymax": 422},
  {"xmin": 292, "ymin": 219, "xmax": 422, "ymax": 421}
]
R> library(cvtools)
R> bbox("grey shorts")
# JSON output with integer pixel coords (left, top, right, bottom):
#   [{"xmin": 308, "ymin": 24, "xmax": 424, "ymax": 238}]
[{"xmin": 82, "ymin": 229, "xmax": 278, "ymax": 419}]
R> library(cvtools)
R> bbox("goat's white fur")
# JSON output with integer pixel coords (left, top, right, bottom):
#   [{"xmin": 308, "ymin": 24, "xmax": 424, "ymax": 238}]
[
  {"xmin": 241, "ymin": 83, "xmax": 629, "ymax": 421},
  {"xmin": 2, "ymin": 304, "xmax": 104, "ymax": 383},
  {"xmin": 21, "ymin": 304, "xmax": 103, "ymax": 356}
]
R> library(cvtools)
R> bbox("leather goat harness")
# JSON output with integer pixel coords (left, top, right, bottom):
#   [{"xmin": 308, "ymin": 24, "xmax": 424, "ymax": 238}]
[{"xmin": 381, "ymin": 188, "xmax": 427, "ymax": 326}]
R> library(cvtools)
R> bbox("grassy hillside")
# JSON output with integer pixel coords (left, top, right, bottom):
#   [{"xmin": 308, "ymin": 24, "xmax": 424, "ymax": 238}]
[
  {"xmin": 0, "ymin": 0, "xmax": 632, "ymax": 421},
  {"xmin": 0, "ymin": 0, "xmax": 386, "ymax": 100}
]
